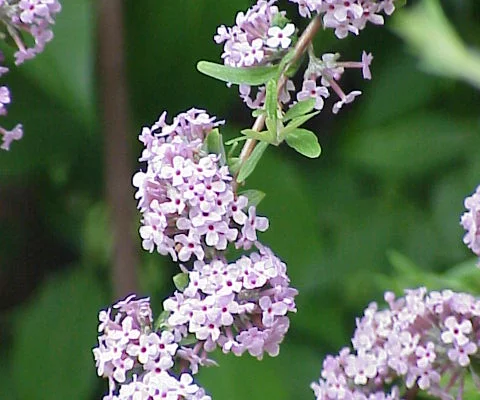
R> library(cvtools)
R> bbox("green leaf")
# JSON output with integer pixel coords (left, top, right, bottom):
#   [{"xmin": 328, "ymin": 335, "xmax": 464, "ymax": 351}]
[
  {"xmin": 241, "ymin": 129, "xmax": 274, "ymax": 144},
  {"xmin": 283, "ymin": 98, "xmax": 316, "ymax": 122},
  {"xmin": 225, "ymin": 136, "xmax": 248, "ymax": 146},
  {"xmin": 252, "ymin": 108, "xmax": 265, "ymax": 118},
  {"xmin": 173, "ymin": 272, "xmax": 189, "ymax": 292},
  {"xmin": 179, "ymin": 334, "xmax": 198, "ymax": 346},
  {"xmin": 280, "ymin": 111, "xmax": 320, "ymax": 138},
  {"xmin": 285, "ymin": 128, "xmax": 321, "ymax": 158},
  {"xmin": 197, "ymin": 61, "xmax": 279, "ymax": 85},
  {"xmin": 238, "ymin": 189, "xmax": 266, "ymax": 207},
  {"xmin": 237, "ymin": 141, "xmax": 269, "ymax": 183},
  {"xmin": 265, "ymin": 79, "xmax": 278, "ymax": 122},
  {"xmin": 12, "ymin": 267, "xmax": 105, "ymax": 400}
]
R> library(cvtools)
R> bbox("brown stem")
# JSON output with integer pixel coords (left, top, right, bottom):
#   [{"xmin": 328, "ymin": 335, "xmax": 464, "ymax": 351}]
[
  {"xmin": 237, "ymin": 15, "xmax": 323, "ymax": 167},
  {"xmin": 98, "ymin": 0, "xmax": 139, "ymax": 298}
]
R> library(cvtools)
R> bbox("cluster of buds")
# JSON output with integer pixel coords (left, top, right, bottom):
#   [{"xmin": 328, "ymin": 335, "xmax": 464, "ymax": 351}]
[
  {"xmin": 0, "ymin": 0, "xmax": 61, "ymax": 150},
  {"xmin": 311, "ymin": 288, "xmax": 480, "ymax": 399},
  {"xmin": 214, "ymin": 0, "xmax": 391, "ymax": 113}
]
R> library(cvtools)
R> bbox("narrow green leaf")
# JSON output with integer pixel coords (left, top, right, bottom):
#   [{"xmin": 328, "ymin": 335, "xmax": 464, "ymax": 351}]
[
  {"xmin": 241, "ymin": 129, "xmax": 274, "ymax": 143},
  {"xmin": 280, "ymin": 110, "xmax": 320, "ymax": 138},
  {"xmin": 179, "ymin": 334, "xmax": 198, "ymax": 346},
  {"xmin": 285, "ymin": 128, "xmax": 321, "ymax": 158},
  {"xmin": 173, "ymin": 272, "xmax": 189, "ymax": 292},
  {"xmin": 225, "ymin": 136, "xmax": 248, "ymax": 146},
  {"xmin": 238, "ymin": 189, "xmax": 266, "ymax": 207},
  {"xmin": 283, "ymin": 98, "xmax": 316, "ymax": 122},
  {"xmin": 197, "ymin": 61, "xmax": 279, "ymax": 85},
  {"xmin": 237, "ymin": 141, "xmax": 269, "ymax": 182},
  {"xmin": 265, "ymin": 79, "xmax": 278, "ymax": 122}
]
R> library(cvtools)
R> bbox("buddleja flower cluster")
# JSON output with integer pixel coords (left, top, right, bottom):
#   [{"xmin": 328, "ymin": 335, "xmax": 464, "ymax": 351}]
[
  {"xmin": 311, "ymin": 287, "xmax": 480, "ymax": 399},
  {"xmin": 460, "ymin": 184, "xmax": 480, "ymax": 265},
  {"xmin": 132, "ymin": 108, "xmax": 269, "ymax": 261},
  {"xmin": 93, "ymin": 295, "xmax": 211, "ymax": 400},
  {"xmin": 0, "ymin": 0, "xmax": 61, "ymax": 150},
  {"xmin": 94, "ymin": 109, "xmax": 298, "ymax": 399},
  {"xmin": 214, "ymin": 0, "xmax": 394, "ymax": 113}
]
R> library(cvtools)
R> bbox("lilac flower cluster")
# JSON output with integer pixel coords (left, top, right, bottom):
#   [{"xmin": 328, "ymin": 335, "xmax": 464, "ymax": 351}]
[
  {"xmin": 311, "ymin": 288, "xmax": 480, "ymax": 399},
  {"xmin": 164, "ymin": 243, "xmax": 297, "ymax": 360},
  {"xmin": 214, "ymin": 0, "xmax": 389, "ymax": 114},
  {"xmin": 288, "ymin": 0, "xmax": 395, "ymax": 39},
  {"xmin": 460, "ymin": 184, "xmax": 480, "ymax": 263},
  {"xmin": 133, "ymin": 109, "xmax": 269, "ymax": 262},
  {"xmin": 0, "ymin": 0, "xmax": 61, "ymax": 150},
  {"xmin": 93, "ymin": 296, "xmax": 211, "ymax": 400}
]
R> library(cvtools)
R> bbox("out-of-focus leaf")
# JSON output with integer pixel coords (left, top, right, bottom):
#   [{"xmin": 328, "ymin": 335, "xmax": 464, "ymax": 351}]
[
  {"xmin": 12, "ymin": 267, "xmax": 106, "ymax": 400},
  {"xmin": 343, "ymin": 112, "xmax": 476, "ymax": 178},
  {"xmin": 237, "ymin": 141, "xmax": 269, "ymax": 183},
  {"xmin": 285, "ymin": 128, "xmax": 321, "ymax": 158},
  {"xmin": 393, "ymin": 0, "xmax": 480, "ymax": 90},
  {"xmin": 82, "ymin": 202, "xmax": 111, "ymax": 267},
  {"xmin": 197, "ymin": 61, "xmax": 279, "ymax": 86},
  {"xmin": 15, "ymin": 0, "xmax": 95, "ymax": 125}
]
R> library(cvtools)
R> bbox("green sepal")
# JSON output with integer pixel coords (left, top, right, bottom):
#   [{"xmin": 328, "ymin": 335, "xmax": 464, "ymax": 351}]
[
  {"xmin": 197, "ymin": 61, "xmax": 279, "ymax": 86},
  {"xmin": 283, "ymin": 98, "xmax": 316, "ymax": 122},
  {"xmin": 285, "ymin": 128, "xmax": 321, "ymax": 158},
  {"xmin": 173, "ymin": 272, "xmax": 189, "ymax": 292},
  {"xmin": 154, "ymin": 310, "xmax": 170, "ymax": 331},
  {"xmin": 238, "ymin": 189, "xmax": 266, "ymax": 207},
  {"xmin": 237, "ymin": 141, "xmax": 269, "ymax": 183}
]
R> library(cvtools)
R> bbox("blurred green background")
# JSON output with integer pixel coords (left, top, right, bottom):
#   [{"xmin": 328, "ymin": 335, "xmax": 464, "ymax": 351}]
[{"xmin": 1, "ymin": 0, "xmax": 480, "ymax": 399}]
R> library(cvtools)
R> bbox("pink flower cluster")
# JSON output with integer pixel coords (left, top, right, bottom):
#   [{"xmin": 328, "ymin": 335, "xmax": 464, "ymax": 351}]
[
  {"xmin": 311, "ymin": 288, "xmax": 480, "ymax": 399},
  {"xmin": 213, "ymin": 0, "xmax": 389, "ymax": 114},
  {"xmin": 460, "ymin": 185, "xmax": 480, "ymax": 263},
  {"xmin": 133, "ymin": 109, "xmax": 269, "ymax": 262},
  {"xmin": 93, "ymin": 296, "xmax": 211, "ymax": 400},
  {"xmin": 0, "ymin": 0, "xmax": 61, "ymax": 150},
  {"xmin": 164, "ymin": 243, "xmax": 297, "ymax": 360},
  {"xmin": 214, "ymin": 0, "xmax": 294, "ymax": 68},
  {"xmin": 288, "ymin": 0, "xmax": 395, "ymax": 39}
]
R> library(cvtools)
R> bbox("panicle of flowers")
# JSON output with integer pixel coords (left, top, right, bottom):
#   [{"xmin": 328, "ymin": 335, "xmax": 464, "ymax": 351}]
[
  {"xmin": 288, "ymin": 0, "xmax": 395, "ymax": 39},
  {"xmin": 214, "ymin": 0, "xmax": 393, "ymax": 114},
  {"xmin": 311, "ymin": 288, "xmax": 480, "ymax": 399},
  {"xmin": 0, "ymin": 0, "xmax": 61, "ymax": 150},
  {"xmin": 214, "ymin": 0, "xmax": 295, "ymax": 68},
  {"xmin": 133, "ymin": 108, "xmax": 269, "ymax": 262},
  {"xmin": 163, "ymin": 242, "xmax": 297, "ymax": 362},
  {"xmin": 93, "ymin": 295, "xmax": 211, "ymax": 400},
  {"xmin": 460, "ymin": 184, "xmax": 480, "ymax": 265}
]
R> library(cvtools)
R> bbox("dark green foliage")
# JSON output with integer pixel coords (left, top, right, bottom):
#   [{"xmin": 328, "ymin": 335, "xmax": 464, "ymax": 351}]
[{"xmin": 1, "ymin": 1, "xmax": 480, "ymax": 399}]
